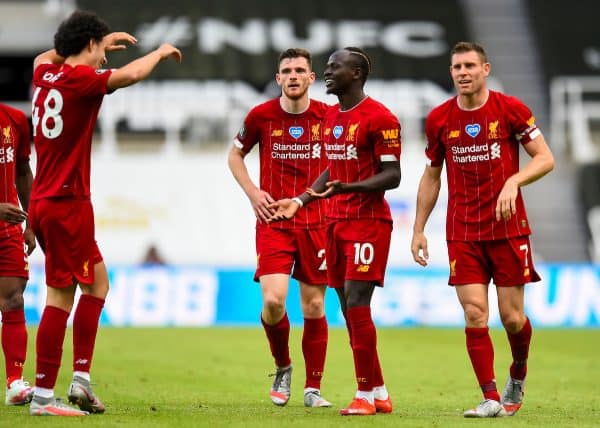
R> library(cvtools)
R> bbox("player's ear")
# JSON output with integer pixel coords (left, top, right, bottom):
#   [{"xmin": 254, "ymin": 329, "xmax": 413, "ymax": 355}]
[
  {"xmin": 275, "ymin": 73, "xmax": 282, "ymax": 87},
  {"xmin": 483, "ymin": 62, "xmax": 491, "ymax": 76}
]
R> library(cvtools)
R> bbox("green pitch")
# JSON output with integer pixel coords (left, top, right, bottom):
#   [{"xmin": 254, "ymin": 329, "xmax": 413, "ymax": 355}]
[{"xmin": 2, "ymin": 327, "xmax": 598, "ymax": 427}]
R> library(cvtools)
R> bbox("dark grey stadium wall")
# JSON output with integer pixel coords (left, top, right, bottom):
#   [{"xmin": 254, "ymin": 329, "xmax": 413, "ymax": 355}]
[
  {"xmin": 526, "ymin": 0, "xmax": 600, "ymax": 79},
  {"xmin": 77, "ymin": 0, "xmax": 471, "ymax": 90},
  {"xmin": 579, "ymin": 163, "xmax": 600, "ymax": 216}
]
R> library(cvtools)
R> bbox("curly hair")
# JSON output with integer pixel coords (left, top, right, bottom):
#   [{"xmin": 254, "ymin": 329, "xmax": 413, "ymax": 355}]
[{"xmin": 54, "ymin": 10, "xmax": 111, "ymax": 57}]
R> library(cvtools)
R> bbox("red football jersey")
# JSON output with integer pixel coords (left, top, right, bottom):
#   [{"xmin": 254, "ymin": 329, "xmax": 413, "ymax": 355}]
[
  {"xmin": 425, "ymin": 90, "xmax": 540, "ymax": 241},
  {"xmin": 235, "ymin": 98, "xmax": 329, "ymax": 229},
  {"xmin": 323, "ymin": 97, "xmax": 401, "ymax": 222},
  {"xmin": 0, "ymin": 104, "xmax": 31, "ymax": 238},
  {"xmin": 31, "ymin": 63, "xmax": 112, "ymax": 199}
]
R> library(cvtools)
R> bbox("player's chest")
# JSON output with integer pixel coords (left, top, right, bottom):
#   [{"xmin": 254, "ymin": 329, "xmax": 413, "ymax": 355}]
[
  {"xmin": 323, "ymin": 117, "xmax": 372, "ymax": 148},
  {"xmin": 442, "ymin": 113, "xmax": 515, "ymax": 166},
  {"xmin": 443, "ymin": 112, "xmax": 511, "ymax": 147},
  {"xmin": 261, "ymin": 120, "xmax": 323, "ymax": 145}
]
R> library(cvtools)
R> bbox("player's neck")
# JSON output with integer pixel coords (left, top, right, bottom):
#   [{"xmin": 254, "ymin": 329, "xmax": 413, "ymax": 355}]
[
  {"xmin": 280, "ymin": 96, "xmax": 310, "ymax": 114},
  {"xmin": 64, "ymin": 53, "xmax": 92, "ymax": 67},
  {"xmin": 457, "ymin": 89, "xmax": 489, "ymax": 111},
  {"xmin": 338, "ymin": 90, "xmax": 367, "ymax": 112}
]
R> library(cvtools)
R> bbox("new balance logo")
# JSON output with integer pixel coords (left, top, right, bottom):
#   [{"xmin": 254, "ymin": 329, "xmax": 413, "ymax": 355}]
[
  {"xmin": 75, "ymin": 359, "xmax": 89, "ymax": 365},
  {"xmin": 448, "ymin": 130, "xmax": 460, "ymax": 139}
]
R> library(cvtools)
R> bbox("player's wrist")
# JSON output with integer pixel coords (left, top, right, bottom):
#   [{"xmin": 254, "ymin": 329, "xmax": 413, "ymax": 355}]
[{"xmin": 291, "ymin": 197, "xmax": 304, "ymax": 208}]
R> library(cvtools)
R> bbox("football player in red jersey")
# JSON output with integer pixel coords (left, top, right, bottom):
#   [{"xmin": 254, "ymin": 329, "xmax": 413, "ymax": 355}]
[
  {"xmin": 270, "ymin": 47, "xmax": 401, "ymax": 416},
  {"xmin": 228, "ymin": 48, "xmax": 331, "ymax": 408},
  {"xmin": 28, "ymin": 10, "xmax": 181, "ymax": 416},
  {"xmin": 0, "ymin": 103, "xmax": 35, "ymax": 407},
  {"xmin": 411, "ymin": 41, "xmax": 554, "ymax": 418}
]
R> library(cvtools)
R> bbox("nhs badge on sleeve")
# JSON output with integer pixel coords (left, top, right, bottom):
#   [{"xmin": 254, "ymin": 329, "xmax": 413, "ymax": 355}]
[
  {"xmin": 288, "ymin": 126, "xmax": 304, "ymax": 139},
  {"xmin": 465, "ymin": 123, "xmax": 481, "ymax": 138},
  {"xmin": 333, "ymin": 125, "xmax": 343, "ymax": 139}
]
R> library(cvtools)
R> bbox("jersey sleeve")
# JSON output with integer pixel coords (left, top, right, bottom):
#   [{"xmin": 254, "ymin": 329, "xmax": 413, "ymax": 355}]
[
  {"xmin": 71, "ymin": 66, "xmax": 112, "ymax": 97},
  {"xmin": 505, "ymin": 96, "xmax": 541, "ymax": 144},
  {"xmin": 32, "ymin": 63, "xmax": 50, "ymax": 87},
  {"xmin": 424, "ymin": 110, "xmax": 445, "ymax": 167},
  {"xmin": 371, "ymin": 109, "xmax": 401, "ymax": 163},
  {"xmin": 233, "ymin": 107, "xmax": 261, "ymax": 153}
]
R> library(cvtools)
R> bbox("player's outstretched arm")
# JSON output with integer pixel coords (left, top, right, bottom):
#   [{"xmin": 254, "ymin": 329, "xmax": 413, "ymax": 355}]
[
  {"xmin": 316, "ymin": 161, "xmax": 400, "ymax": 199},
  {"xmin": 411, "ymin": 164, "xmax": 442, "ymax": 267},
  {"xmin": 267, "ymin": 198, "xmax": 299, "ymax": 222},
  {"xmin": 268, "ymin": 169, "xmax": 330, "ymax": 222},
  {"xmin": 351, "ymin": 161, "xmax": 400, "ymax": 192},
  {"xmin": 107, "ymin": 43, "xmax": 182, "ymax": 91}
]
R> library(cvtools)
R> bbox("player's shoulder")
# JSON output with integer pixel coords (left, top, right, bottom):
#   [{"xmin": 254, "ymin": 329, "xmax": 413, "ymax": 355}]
[
  {"xmin": 0, "ymin": 103, "xmax": 27, "ymax": 126},
  {"xmin": 489, "ymin": 90, "xmax": 526, "ymax": 109},
  {"xmin": 70, "ymin": 64, "xmax": 107, "ymax": 78},
  {"xmin": 0, "ymin": 103, "xmax": 25, "ymax": 119},
  {"xmin": 363, "ymin": 97, "xmax": 398, "ymax": 123},
  {"xmin": 247, "ymin": 98, "xmax": 280, "ymax": 118},
  {"xmin": 364, "ymin": 96, "xmax": 390, "ymax": 112},
  {"xmin": 364, "ymin": 97, "xmax": 394, "ymax": 119},
  {"xmin": 308, "ymin": 98, "xmax": 330, "ymax": 116},
  {"xmin": 33, "ymin": 62, "xmax": 58, "ymax": 80},
  {"xmin": 427, "ymin": 97, "xmax": 456, "ymax": 120}
]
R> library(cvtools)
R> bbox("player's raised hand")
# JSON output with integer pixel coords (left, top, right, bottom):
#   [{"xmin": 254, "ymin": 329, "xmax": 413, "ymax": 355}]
[
  {"xmin": 267, "ymin": 198, "xmax": 300, "ymax": 222},
  {"xmin": 103, "ymin": 32, "xmax": 137, "ymax": 52},
  {"xmin": 0, "ymin": 203, "xmax": 27, "ymax": 224},
  {"xmin": 249, "ymin": 188, "xmax": 275, "ymax": 223},
  {"xmin": 495, "ymin": 177, "xmax": 518, "ymax": 221},
  {"xmin": 156, "ymin": 43, "xmax": 183, "ymax": 63},
  {"xmin": 411, "ymin": 231, "xmax": 429, "ymax": 267}
]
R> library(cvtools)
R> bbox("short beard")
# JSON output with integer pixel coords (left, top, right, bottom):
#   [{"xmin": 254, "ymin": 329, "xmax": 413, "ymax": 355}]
[{"xmin": 283, "ymin": 87, "xmax": 307, "ymax": 100}]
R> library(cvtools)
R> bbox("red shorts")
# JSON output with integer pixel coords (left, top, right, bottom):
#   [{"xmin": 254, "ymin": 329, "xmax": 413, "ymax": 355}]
[
  {"xmin": 326, "ymin": 219, "xmax": 392, "ymax": 288},
  {"xmin": 0, "ymin": 233, "xmax": 28, "ymax": 278},
  {"xmin": 255, "ymin": 224, "xmax": 327, "ymax": 285},
  {"xmin": 447, "ymin": 236, "xmax": 541, "ymax": 286},
  {"xmin": 29, "ymin": 198, "xmax": 103, "ymax": 288}
]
